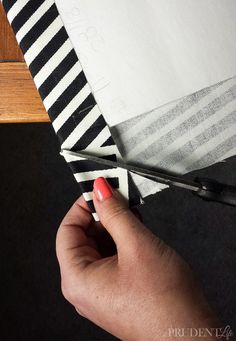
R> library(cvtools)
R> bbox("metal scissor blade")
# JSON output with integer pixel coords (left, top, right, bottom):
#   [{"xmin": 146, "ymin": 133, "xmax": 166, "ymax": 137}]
[{"xmin": 61, "ymin": 150, "xmax": 202, "ymax": 193}]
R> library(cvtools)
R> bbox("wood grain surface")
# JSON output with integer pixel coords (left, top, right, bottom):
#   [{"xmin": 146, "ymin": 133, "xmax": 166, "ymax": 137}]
[
  {"xmin": 0, "ymin": 63, "xmax": 50, "ymax": 123},
  {"xmin": 0, "ymin": 4, "xmax": 24, "ymax": 62},
  {"xmin": 0, "ymin": 3, "xmax": 49, "ymax": 123}
]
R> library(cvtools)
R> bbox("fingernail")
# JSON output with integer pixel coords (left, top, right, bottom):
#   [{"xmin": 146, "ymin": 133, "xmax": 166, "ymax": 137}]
[{"xmin": 94, "ymin": 177, "xmax": 113, "ymax": 201}]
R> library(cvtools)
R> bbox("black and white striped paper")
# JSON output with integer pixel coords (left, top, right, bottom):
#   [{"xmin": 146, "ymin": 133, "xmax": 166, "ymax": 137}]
[{"xmin": 2, "ymin": 0, "xmax": 141, "ymax": 220}]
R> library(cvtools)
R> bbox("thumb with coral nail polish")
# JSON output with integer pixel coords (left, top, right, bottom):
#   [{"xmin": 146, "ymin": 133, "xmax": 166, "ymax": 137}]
[
  {"xmin": 93, "ymin": 177, "xmax": 147, "ymax": 253},
  {"xmin": 93, "ymin": 177, "xmax": 113, "ymax": 201}
]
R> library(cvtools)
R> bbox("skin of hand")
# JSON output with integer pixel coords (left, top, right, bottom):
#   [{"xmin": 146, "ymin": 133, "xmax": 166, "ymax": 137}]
[{"xmin": 56, "ymin": 177, "xmax": 219, "ymax": 341}]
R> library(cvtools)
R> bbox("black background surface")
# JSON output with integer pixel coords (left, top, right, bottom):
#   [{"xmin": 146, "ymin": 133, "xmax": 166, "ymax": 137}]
[{"xmin": 0, "ymin": 124, "xmax": 235, "ymax": 341}]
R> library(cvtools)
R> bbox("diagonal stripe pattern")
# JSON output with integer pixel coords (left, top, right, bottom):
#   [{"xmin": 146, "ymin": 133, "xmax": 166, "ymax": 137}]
[
  {"xmin": 2, "ymin": 0, "xmax": 141, "ymax": 220},
  {"xmin": 112, "ymin": 78, "xmax": 236, "ymax": 197}
]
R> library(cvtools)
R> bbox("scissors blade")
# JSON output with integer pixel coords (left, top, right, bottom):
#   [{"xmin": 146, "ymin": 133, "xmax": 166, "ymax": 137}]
[{"xmin": 61, "ymin": 150, "xmax": 202, "ymax": 193}]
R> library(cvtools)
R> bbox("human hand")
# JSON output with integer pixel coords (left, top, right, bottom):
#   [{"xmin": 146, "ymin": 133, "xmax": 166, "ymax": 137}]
[{"xmin": 56, "ymin": 177, "xmax": 218, "ymax": 340}]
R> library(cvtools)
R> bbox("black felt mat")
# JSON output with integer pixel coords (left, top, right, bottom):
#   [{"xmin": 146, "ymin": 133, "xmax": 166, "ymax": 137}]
[{"xmin": 0, "ymin": 124, "xmax": 235, "ymax": 340}]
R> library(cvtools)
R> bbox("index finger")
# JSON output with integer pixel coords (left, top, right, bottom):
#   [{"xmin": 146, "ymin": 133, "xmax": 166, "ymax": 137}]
[
  {"xmin": 60, "ymin": 195, "xmax": 92, "ymax": 229},
  {"xmin": 56, "ymin": 196, "xmax": 101, "ymax": 279}
]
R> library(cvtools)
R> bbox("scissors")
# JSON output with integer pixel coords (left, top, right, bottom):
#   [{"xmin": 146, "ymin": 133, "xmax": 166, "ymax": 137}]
[{"xmin": 61, "ymin": 150, "xmax": 236, "ymax": 207}]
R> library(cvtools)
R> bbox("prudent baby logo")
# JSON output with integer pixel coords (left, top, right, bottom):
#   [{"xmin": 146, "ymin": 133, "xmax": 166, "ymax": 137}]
[
  {"xmin": 165, "ymin": 325, "xmax": 233, "ymax": 340},
  {"xmin": 217, "ymin": 326, "xmax": 233, "ymax": 340}
]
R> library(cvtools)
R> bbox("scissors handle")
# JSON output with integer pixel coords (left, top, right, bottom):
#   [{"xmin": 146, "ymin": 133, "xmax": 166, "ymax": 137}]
[{"xmin": 194, "ymin": 178, "xmax": 236, "ymax": 207}]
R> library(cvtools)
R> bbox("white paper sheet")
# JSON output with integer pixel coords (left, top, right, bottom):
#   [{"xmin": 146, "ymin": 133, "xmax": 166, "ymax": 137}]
[{"xmin": 56, "ymin": 0, "xmax": 236, "ymax": 127}]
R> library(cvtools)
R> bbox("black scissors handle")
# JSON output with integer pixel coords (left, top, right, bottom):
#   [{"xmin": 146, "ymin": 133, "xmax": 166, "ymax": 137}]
[{"xmin": 194, "ymin": 178, "xmax": 236, "ymax": 207}]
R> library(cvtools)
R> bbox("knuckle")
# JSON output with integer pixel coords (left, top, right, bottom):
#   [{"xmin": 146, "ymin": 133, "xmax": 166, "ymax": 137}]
[
  {"xmin": 61, "ymin": 280, "xmax": 91, "ymax": 319},
  {"xmin": 61, "ymin": 282, "xmax": 75, "ymax": 304},
  {"xmin": 61, "ymin": 279, "xmax": 83, "ymax": 306}
]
